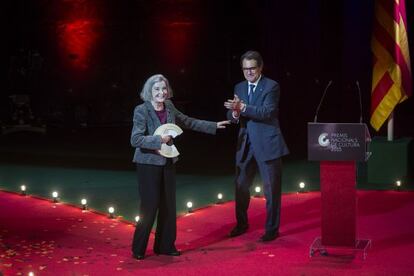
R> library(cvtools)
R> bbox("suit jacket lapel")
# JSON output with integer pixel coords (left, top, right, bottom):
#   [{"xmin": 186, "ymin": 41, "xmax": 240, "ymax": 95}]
[
  {"xmin": 250, "ymin": 77, "xmax": 266, "ymax": 105},
  {"xmin": 164, "ymin": 100, "xmax": 174, "ymax": 124},
  {"xmin": 240, "ymin": 81, "xmax": 249, "ymax": 104},
  {"xmin": 144, "ymin": 101, "xmax": 161, "ymax": 131}
]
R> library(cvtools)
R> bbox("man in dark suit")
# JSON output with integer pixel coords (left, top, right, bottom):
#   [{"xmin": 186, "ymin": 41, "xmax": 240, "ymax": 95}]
[{"xmin": 224, "ymin": 50, "xmax": 289, "ymax": 242}]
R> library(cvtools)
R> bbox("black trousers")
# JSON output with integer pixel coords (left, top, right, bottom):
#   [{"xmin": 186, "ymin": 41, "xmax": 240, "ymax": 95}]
[
  {"xmin": 235, "ymin": 144, "xmax": 282, "ymax": 234},
  {"xmin": 132, "ymin": 161, "xmax": 177, "ymax": 255}
]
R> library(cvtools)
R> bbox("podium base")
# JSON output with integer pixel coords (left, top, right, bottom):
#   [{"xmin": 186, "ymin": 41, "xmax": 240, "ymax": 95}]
[{"xmin": 309, "ymin": 237, "xmax": 372, "ymax": 260}]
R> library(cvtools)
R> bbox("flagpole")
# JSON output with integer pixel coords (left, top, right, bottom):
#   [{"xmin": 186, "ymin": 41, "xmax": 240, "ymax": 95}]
[{"xmin": 387, "ymin": 112, "xmax": 394, "ymax": 141}]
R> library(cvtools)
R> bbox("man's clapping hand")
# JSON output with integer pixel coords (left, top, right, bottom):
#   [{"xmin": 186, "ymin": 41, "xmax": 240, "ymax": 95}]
[{"xmin": 224, "ymin": 95, "xmax": 245, "ymax": 118}]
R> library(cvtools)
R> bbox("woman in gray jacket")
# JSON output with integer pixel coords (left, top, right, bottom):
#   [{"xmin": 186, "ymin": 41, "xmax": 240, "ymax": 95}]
[{"xmin": 131, "ymin": 74, "xmax": 229, "ymax": 259}]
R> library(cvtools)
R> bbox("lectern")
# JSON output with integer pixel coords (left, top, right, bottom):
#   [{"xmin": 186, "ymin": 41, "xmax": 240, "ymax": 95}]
[{"xmin": 308, "ymin": 122, "xmax": 371, "ymax": 259}]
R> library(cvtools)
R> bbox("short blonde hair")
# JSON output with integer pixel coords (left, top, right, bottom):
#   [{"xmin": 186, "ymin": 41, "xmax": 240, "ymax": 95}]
[{"xmin": 139, "ymin": 74, "xmax": 173, "ymax": 101}]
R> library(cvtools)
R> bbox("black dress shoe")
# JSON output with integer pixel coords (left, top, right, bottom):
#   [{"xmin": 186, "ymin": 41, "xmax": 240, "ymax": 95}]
[
  {"xmin": 229, "ymin": 225, "xmax": 248, "ymax": 237},
  {"xmin": 132, "ymin": 254, "xmax": 145, "ymax": 260},
  {"xmin": 164, "ymin": 250, "xmax": 181, "ymax": 256},
  {"xmin": 259, "ymin": 231, "xmax": 279, "ymax": 242},
  {"xmin": 155, "ymin": 250, "xmax": 181, "ymax": 256}
]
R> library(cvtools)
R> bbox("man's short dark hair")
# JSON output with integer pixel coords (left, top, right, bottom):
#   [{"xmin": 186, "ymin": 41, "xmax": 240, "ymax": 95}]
[{"xmin": 240, "ymin": 50, "xmax": 263, "ymax": 67}]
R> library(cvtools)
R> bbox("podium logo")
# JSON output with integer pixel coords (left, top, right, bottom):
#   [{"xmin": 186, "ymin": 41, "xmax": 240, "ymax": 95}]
[{"xmin": 318, "ymin": 133, "xmax": 330, "ymax": 147}]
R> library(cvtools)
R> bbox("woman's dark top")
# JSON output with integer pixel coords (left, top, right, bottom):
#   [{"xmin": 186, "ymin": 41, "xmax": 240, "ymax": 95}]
[{"xmin": 155, "ymin": 109, "xmax": 167, "ymax": 124}]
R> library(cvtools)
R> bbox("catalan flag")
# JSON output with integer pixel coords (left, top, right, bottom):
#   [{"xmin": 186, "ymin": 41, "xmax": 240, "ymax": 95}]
[{"xmin": 370, "ymin": 0, "xmax": 412, "ymax": 131}]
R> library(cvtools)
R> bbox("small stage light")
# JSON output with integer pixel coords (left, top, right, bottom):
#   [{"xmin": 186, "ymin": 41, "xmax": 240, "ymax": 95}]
[
  {"xmin": 108, "ymin": 206, "xmax": 115, "ymax": 218},
  {"xmin": 52, "ymin": 191, "xmax": 59, "ymax": 203},
  {"xmin": 395, "ymin": 180, "xmax": 402, "ymax": 191},
  {"xmin": 81, "ymin": 198, "xmax": 88, "ymax": 210},
  {"xmin": 298, "ymin": 182, "xmax": 306, "ymax": 193},
  {"xmin": 217, "ymin": 193, "xmax": 223, "ymax": 204},
  {"xmin": 186, "ymin": 201, "xmax": 193, "ymax": 213},
  {"xmin": 20, "ymin": 185, "xmax": 27, "ymax": 196},
  {"xmin": 28, "ymin": 272, "xmax": 34, "ymax": 276},
  {"xmin": 135, "ymin": 215, "xmax": 140, "ymax": 226},
  {"xmin": 254, "ymin": 186, "xmax": 262, "ymax": 197}
]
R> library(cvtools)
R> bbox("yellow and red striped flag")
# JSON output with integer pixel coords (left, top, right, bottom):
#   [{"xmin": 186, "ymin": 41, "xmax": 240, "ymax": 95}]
[{"xmin": 371, "ymin": 0, "xmax": 412, "ymax": 131}]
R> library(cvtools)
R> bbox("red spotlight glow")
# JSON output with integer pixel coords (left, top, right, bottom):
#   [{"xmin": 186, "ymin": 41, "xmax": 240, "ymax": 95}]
[
  {"xmin": 51, "ymin": 0, "xmax": 104, "ymax": 72},
  {"xmin": 158, "ymin": 20, "xmax": 196, "ymax": 67},
  {"xmin": 58, "ymin": 19, "xmax": 101, "ymax": 70}
]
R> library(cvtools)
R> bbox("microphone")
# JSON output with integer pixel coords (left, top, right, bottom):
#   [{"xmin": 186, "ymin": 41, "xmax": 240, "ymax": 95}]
[
  {"xmin": 313, "ymin": 80, "xmax": 333, "ymax": 123},
  {"xmin": 356, "ymin": 81, "xmax": 363, "ymax": 124}
]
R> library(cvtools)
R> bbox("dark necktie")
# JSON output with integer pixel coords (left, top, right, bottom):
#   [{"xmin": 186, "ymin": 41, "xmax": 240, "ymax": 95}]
[{"xmin": 248, "ymin": 84, "xmax": 255, "ymax": 104}]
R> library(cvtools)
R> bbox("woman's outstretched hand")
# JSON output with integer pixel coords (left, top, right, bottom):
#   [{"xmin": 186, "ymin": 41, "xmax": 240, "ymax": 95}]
[{"xmin": 217, "ymin": 120, "xmax": 231, "ymax": 129}]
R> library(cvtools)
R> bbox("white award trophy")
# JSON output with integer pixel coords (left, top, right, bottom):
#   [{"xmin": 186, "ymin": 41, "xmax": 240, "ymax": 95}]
[{"xmin": 153, "ymin": 123, "xmax": 183, "ymax": 158}]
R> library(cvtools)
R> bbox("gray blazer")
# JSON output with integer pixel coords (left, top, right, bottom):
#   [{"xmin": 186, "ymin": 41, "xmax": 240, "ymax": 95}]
[{"xmin": 131, "ymin": 100, "xmax": 217, "ymax": 165}]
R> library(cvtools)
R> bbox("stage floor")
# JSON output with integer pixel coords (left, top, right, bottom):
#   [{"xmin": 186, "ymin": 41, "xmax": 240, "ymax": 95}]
[{"xmin": 1, "ymin": 190, "xmax": 414, "ymax": 275}]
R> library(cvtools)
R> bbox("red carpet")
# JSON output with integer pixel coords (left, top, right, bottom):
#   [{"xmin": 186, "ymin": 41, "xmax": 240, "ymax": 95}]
[{"xmin": 1, "ymin": 190, "xmax": 414, "ymax": 275}]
